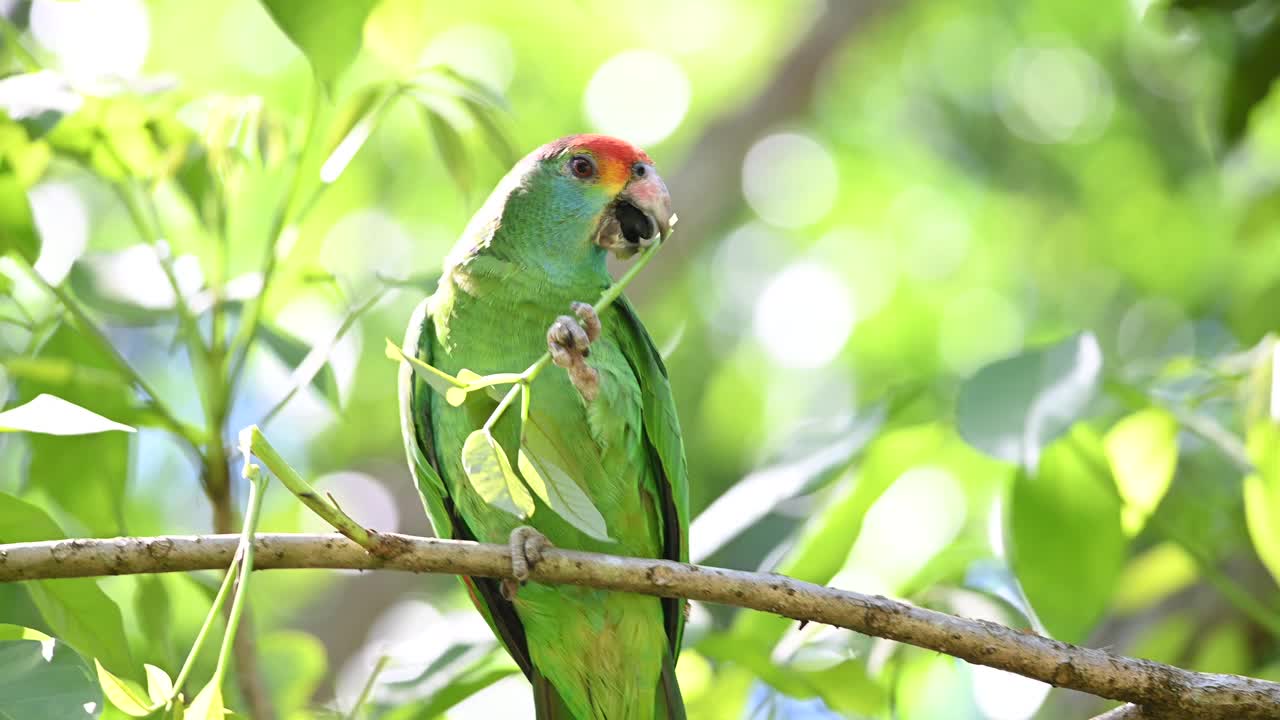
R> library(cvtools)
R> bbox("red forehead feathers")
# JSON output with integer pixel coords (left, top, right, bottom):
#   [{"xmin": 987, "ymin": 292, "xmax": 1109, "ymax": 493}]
[
  {"xmin": 534, "ymin": 134, "xmax": 652, "ymax": 190},
  {"xmin": 566, "ymin": 134, "xmax": 651, "ymax": 166}
]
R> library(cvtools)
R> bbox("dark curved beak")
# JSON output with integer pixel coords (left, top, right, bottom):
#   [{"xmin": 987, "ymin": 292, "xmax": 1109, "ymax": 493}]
[{"xmin": 620, "ymin": 164, "xmax": 674, "ymax": 241}]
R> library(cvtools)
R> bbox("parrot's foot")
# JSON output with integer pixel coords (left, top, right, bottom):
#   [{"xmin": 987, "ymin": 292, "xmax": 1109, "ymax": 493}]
[
  {"xmin": 547, "ymin": 302, "xmax": 601, "ymax": 401},
  {"xmin": 502, "ymin": 526, "xmax": 553, "ymax": 599}
]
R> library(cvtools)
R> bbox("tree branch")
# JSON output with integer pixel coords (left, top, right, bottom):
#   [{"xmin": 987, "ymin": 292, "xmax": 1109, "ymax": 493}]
[
  {"xmin": 1, "ymin": 533, "xmax": 1277, "ymax": 718},
  {"xmin": 1092, "ymin": 704, "xmax": 1151, "ymax": 719}
]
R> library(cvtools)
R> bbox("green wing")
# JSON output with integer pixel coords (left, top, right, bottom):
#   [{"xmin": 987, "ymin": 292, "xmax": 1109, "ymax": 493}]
[
  {"xmin": 615, "ymin": 295, "xmax": 691, "ymax": 654},
  {"xmin": 397, "ymin": 296, "xmax": 536, "ymax": 678}
]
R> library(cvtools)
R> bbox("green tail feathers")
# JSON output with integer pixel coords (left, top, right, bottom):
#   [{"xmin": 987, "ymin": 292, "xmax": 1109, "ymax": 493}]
[{"xmin": 531, "ymin": 656, "xmax": 685, "ymax": 720}]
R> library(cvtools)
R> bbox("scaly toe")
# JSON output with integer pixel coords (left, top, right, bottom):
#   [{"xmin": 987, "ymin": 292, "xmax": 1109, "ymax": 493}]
[
  {"xmin": 508, "ymin": 525, "xmax": 552, "ymax": 583},
  {"xmin": 571, "ymin": 302, "xmax": 601, "ymax": 343}
]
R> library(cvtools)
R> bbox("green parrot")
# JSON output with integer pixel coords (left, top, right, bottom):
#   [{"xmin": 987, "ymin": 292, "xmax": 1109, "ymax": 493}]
[{"xmin": 398, "ymin": 134, "xmax": 689, "ymax": 719}]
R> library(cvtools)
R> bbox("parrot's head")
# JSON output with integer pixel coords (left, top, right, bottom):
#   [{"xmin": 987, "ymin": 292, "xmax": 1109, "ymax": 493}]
[{"xmin": 528, "ymin": 134, "xmax": 674, "ymax": 259}]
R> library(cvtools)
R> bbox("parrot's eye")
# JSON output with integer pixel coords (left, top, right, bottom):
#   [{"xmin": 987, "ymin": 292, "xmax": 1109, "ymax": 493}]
[
  {"xmin": 633, "ymin": 163, "xmax": 646, "ymax": 178},
  {"xmin": 569, "ymin": 155, "xmax": 596, "ymax": 180}
]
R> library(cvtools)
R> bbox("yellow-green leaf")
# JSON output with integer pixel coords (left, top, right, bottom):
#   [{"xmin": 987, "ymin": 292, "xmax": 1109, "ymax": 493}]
[
  {"xmin": 517, "ymin": 435, "xmax": 612, "ymax": 542},
  {"xmin": 184, "ymin": 679, "xmax": 223, "ymax": 720},
  {"xmin": 0, "ymin": 173, "xmax": 40, "ymax": 263},
  {"xmin": 0, "ymin": 393, "xmax": 136, "ymax": 435},
  {"xmin": 144, "ymin": 664, "xmax": 173, "ymax": 707},
  {"xmin": 462, "ymin": 429, "xmax": 533, "ymax": 518},
  {"xmin": 385, "ymin": 338, "xmax": 465, "ymax": 396},
  {"xmin": 446, "ymin": 386, "xmax": 469, "ymax": 407},
  {"xmin": 95, "ymin": 659, "xmax": 151, "ymax": 717},
  {"xmin": 1104, "ymin": 408, "xmax": 1178, "ymax": 535},
  {"xmin": 258, "ymin": 0, "xmax": 378, "ymax": 93},
  {"xmin": 1245, "ymin": 422, "xmax": 1280, "ymax": 586}
]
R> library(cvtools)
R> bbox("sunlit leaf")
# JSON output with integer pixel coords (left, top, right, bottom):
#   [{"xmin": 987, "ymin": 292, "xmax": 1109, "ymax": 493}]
[
  {"xmin": 731, "ymin": 424, "xmax": 946, "ymax": 653},
  {"xmin": 14, "ymin": 323, "xmax": 136, "ymax": 535},
  {"xmin": 1104, "ymin": 408, "xmax": 1178, "ymax": 534},
  {"xmin": 258, "ymin": 0, "xmax": 379, "ymax": 92},
  {"xmin": 0, "ymin": 71, "xmax": 81, "ymax": 138},
  {"xmin": 517, "ymin": 444, "xmax": 612, "ymax": 541},
  {"xmin": 144, "ymin": 664, "xmax": 173, "ymax": 707},
  {"xmin": 1244, "ymin": 422, "xmax": 1280, "ymax": 587},
  {"xmin": 957, "ymin": 332, "xmax": 1103, "ymax": 467},
  {"xmin": 1191, "ymin": 622, "xmax": 1251, "ymax": 676},
  {"xmin": 378, "ymin": 648, "xmax": 520, "ymax": 720},
  {"xmin": 95, "ymin": 659, "xmax": 151, "ymax": 717},
  {"xmin": 184, "ymin": 679, "xmax": 223, "ymax": 720},
  {"xmin": 320, "ymin": 84, "xmax": 395, "ymax": 184},
  {"xmin": 0, "ymin": 172, "xmax": 40, "ymax": 262},
  {"xmin": 0, "ymin": 492, "xmax": 137, "ymax": 681},
  {"xmin": 1012, "ymin": 426, "xmax": 1126, "ymax": 643},
  {"xmin": 0, "ymin": 626, "xmax": 101, "ymax": 720},
  {"xmin": 0, "ymin": 394, "xmax": 136, "ymax": 435},
  {"xmin": 385, "ymin": 338, "xmax": 467, "ymax": 395},
  {"xmin": 461, "ymin": 428, "xmax": 534, "ymax": 518},
  {"xmin": 1112, "ymin": 542, "xmax": 1198, "ymax": 613}
]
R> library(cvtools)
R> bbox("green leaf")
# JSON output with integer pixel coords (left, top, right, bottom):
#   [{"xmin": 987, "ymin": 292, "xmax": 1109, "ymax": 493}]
[
  {"xmin": 418, "ymin": 100, "xmax": 472, "ymax": 199},
  {"xmin": 1104, "ymin": 408, "xmax": 1178, "ymax": 535},
  {"xmin": 134, "ymin": 577, "xmax": 172, "ymax": 667},
  {"xmin": 1244, "ymin": 422, "xmax": 1280, "ymax": 587},
  {"xmin": 956, "ymin": 332, "xmax": 1103, "ymax": 467},
  {"xmin": 0, "ymin": 626, "xmax": 102, "ymax": 720},
  {"xmin": 0, "ymin": 172, "xmax": 40, "ymax": 262},
  {"xmin": 518, "ymin": 423, "xmax": 612, "ymax": 541},
  {"xmin": 379, "ymin": 648, "xmax": 520, "ymax": 720},
  {"xmin": 385, "ymin": 338, "xmax": 466, "ymax": 395},
  {"xmin": 258, "ymin": 0, "xmax": 378, "ymax": 92},
  {"xmin": 183, "ymin": 679, "xmax": 223, "ymax": 720},
  {"xmin": 320, "ymin": 84, "xmax": 395, "ymax": 184},
  {"xmin": 95, "ymin": 659, "xmax": 152, "ymax": 717},
  {"xmin": 15, "ymin": 322, "xmax": 138, "ymax": 535},
  {"xmin": 731, "ymin": 424, "xmax": 948, "ymax": 653},
  {"xmin": 258, "ymin": 631, "xmax": 325, "ymax": 717},
  {"xmin": 0, "ymin": 492, "xmax": 137, "ymax": 681},
  {"xmin": 1012, "ymin": 427, "xmax": 1126, "ymax": 643},
  {"xmin": 0, "ymin": 393, "xmax": 136, "ymax": 434},
  {"xmin": 259, "ymin": 324, "xmax": 342, "ymax": 412},
  {"xmin": 461, "ymin": 428, "xmax": 534, "ymax": 518},
  {"xmin": 144, "ymin": 664, "xmax": 173, "ymax": 707}
]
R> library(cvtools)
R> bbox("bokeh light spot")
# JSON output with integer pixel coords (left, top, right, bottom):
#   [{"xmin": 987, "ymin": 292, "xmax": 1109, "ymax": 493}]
[
  {"xmin": 585, "ymin": 50, "xmax": 690, "ymax": 147},
  {"xmin": 421, "ymin": 24, "xmax": 515, "ymax": 93},
  {"xmin": 753, "ymin": 261, "xmax": 854, "ymax": 369},
  {"xmin": 28, "ymin": 182, "xmax": 88, "ymax": 285},
  {"xmin": 301, "ymin": 471, "xmax": 399, "ymax": 535},
  {"xmin": 742, "ymin": 132, "xmax": 838, "ymax": 228},
  {"xmin": 972, "ymin": 665, "xmax": 1051, "ymax": 720},
  {"xmin": 998, "ymin": 46, "xmax": 1114, "ymax": 144},
  {"xmin": 320, "ymin": 209, "xmax": 415, "ymax": 290},
  {"xmin": 850, "ymin": 466, "xmax": 967, "ymax": 589},
  {"xmin": 30, "ymin": 0, "xmax": 150, "ymax": 80}
]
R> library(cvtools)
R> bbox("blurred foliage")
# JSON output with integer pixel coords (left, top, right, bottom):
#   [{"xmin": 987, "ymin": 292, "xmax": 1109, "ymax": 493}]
[{"xmin": 0, "ymin": 0, "xmax": 1279, "ymax": 718}]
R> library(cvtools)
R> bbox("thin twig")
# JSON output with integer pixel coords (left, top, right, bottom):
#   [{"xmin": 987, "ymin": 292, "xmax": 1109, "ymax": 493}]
[
  {"xmin": 258, "ymin": 289, "xmax": 388, "ymax": 427},
  {"xmin": 1, "ymin": 532, "xmax": 1277, "ymax": 719},
  {"xmin": 20, "ymin": 262, "xmax": 203, "ymax": 452}
]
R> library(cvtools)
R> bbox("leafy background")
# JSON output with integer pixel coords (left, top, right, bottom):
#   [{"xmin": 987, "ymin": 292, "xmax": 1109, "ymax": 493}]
[{"xmin": 2, "ymin": 0, "xmax": 1280, "ymax": 718}]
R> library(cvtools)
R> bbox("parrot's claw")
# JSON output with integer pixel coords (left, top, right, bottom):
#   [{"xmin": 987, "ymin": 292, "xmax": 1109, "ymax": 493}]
[
  {"xmin": 508, "ymin": 525, "xmax": 552, "ymax": 585},
  {"xmin": 547, "ymin": 303, "xmax": 601, "ymax": 401}
]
